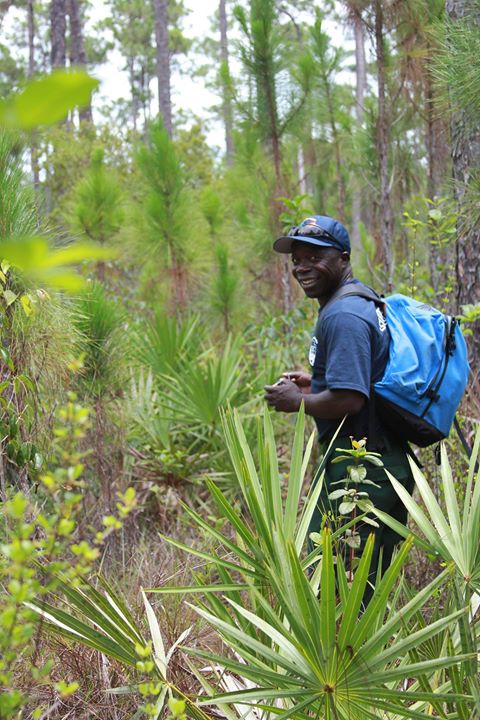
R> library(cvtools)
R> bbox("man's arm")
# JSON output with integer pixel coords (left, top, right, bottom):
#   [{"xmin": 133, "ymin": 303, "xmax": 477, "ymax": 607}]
[{"xmin": 264, "ymin": 380, "xmax": 365, "ymax": 417}]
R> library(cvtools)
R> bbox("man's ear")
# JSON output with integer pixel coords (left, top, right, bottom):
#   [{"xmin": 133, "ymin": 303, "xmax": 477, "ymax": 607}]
[{"xmin": 341, "ymin": 252, "xmax": 350, "ymax": 262}]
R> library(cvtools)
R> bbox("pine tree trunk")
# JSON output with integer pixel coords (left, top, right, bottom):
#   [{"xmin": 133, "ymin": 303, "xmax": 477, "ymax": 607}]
[
  {"xmin": 324, "ymin": 78, "xmax": 345, "ymax": 221},
  {"xmin": 446, "ymin": 0, "xmax": 480, "ymax": 388},
  {"xmin": 27, "ymin": 0, "xmax": 41, "ymax": 195},
  {"xmin": 67, "ymin": 0, "xmax": 93, "ymax": 122},
  {"xmin": 219, "ymin": 0, "xmax": 234, "ymax": 164},
  {"xmin": 153, "ymin": 0, "xmax": 172, "ymax": 137},
  {"xmin": 425, "ymin": 64, "xmax": 452, "ymax": 294},
  {"xmin": 297, "ymin": 145, "xmax": 307, "ymax": 194},
  {"xmin": 27, "ymin": 0, "xmax": 35, "ymax": 74},
  {"xmin": 50, "ymin": 0, "xmax": 66, "ymax": 69},
  {"xmin": 375, "ymin": 0, "xmax": 394, "ymax": 288},
  {"xmin": 127, "ymin": 57, "xmax": 139, "ymax": 131},
  {"xmin": 351, "ymin": 4, "xmax": 366, "ymax": 249}
]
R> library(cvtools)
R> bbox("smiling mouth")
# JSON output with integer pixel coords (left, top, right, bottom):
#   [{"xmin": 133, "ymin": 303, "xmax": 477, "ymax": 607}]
[{"xmin": 299, "ymin": 278, "xmax": 318, "ymax": 288}]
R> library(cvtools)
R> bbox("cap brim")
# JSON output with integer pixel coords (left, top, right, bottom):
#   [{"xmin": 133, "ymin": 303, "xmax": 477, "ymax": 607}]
[{"xmin": 273, "ymin": 235, "xmax": 335, "ymax": 253}]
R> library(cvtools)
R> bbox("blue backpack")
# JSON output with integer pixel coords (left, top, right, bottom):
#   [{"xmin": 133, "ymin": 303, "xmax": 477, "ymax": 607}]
[{"xmin": 331, "ymin": 285, "xmax": 470, "ymax": 447}]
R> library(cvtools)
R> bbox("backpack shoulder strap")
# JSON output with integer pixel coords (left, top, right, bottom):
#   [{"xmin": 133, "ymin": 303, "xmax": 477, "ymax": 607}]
[{"xmin": 322, "ymin": 282, "xmax": 385, "ymax": 312}]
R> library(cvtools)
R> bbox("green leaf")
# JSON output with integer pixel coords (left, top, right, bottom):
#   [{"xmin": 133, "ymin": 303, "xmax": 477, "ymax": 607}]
[
  {"xmin": 328, "ymin": 489, "xmax": 347, "ymax": 501},
  {"xmin": 1, "ymin": 70, "xmax": 99, "ymax": 129},
  {"xmin": 141, "ymin": 590, "xmax": 167, "ymax": 679},
  {"xmin": 16, "ymin": 374, "xmax": 35, "ymax": 393},
  {"xmin": 3, "ymin": 289, "xmax": 17, "ymax": 306},
  {"xmin": 428, "ymin": 208, "xmax": 443, "ymax": 222},
  {"xmin": 20, "ymin": 294, "xmax": 33, "ymax": 316},
  {"xmin": 339, "ymin": 501, "xmax": 356, "ymax": 515}
]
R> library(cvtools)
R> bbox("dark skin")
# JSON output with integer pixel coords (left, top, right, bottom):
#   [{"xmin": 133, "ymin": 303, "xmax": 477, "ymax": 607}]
[{"xmin": 264, "ymin": 241, "xmax": 365, "ymax": 417}]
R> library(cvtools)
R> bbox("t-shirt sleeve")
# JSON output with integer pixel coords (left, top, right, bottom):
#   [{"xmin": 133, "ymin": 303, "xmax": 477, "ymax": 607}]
[{"xmin": 322, "ymin": 310, "xmax": 372, "ymax": 398}]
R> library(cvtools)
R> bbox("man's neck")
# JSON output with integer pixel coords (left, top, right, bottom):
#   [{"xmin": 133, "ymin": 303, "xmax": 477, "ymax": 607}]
[{"xmin": 317, "ymin": 270, "xmax": 354, "ymax": 307}]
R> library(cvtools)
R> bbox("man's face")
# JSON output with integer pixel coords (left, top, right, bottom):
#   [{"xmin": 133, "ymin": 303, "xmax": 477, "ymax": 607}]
[{"xmin": 291, "ymin": 241, "xmax": 349, "ymax": 300}]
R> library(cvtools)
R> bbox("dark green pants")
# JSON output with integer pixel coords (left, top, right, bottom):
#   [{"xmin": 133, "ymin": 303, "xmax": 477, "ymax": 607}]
[{"xmin": 309, "ymin": 434, "xmax": 415, "ymax": 598}]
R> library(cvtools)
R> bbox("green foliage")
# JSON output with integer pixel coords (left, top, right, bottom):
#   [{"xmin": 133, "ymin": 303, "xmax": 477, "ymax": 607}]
[
  {"xmin": 1, "ymin": 6, "xmax": 480, "ymax": 718},
  {"xmin": 433, "ymin": 3, "xmax": 480, "ymax": 126},
  {"xmin": 0, "ymin": 70, "xmax": 98, "ymax": 130},
  {"xmin": 0, "ymin": 98, "xmax": 113, "ymax": 293},
  {"xmin": 133, "ymin": 312, "xmax": 203, "ymax": 378},
  {"xmin": 0, "ymin": 131, "xmax": 36, "ymax": 241},
  {"xmin": 233, "ymin": 0, "xmax": 311, "ymax": 144},
  {"xmin": 0, "ymin": 393, "xmax": 136, "ymax": 718},
  {"xmin": 373, "ymin": 428, "xmax": 480, "ymax": 593},
  {"xmin": 137, "ymin": 118, "xmax": 187, "ymax": 254},
  {"xmin": 200, "ymin": 186, "xmax": 222, "ymax": 236},
  {"xmin": 278, "ymin": 194, "xmax": 314, "ymax": 230},
  {"xmin": 72, "ymin": 148, "xmax": 124, "ymax": 247},
  {"xmin": 74, "ymin": 282, "xmax": 126, "ymax": 395},
  {"xmin": 152, "ymin": 407, "xmax": 475, "ymax": 719},
  {"xmin": 27, "ymin": 568, "xmax": 211, "ymax": 719},
  {"xmin": 211, "ymin": 242, "xmax": 239, "ymax": 334},
  {"xmin": 175, "ymin": 120, "xmax": 215, "ymax": 189},
  {"xmin": 135, "ymin": 117, "xmax": 210, "ymax": 309}
]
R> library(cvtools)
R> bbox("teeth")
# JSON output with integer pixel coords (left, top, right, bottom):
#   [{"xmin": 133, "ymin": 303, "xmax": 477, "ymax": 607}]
[{"xmin": 301, "ymin": 279, "xmax": 316, "ymax": 287}]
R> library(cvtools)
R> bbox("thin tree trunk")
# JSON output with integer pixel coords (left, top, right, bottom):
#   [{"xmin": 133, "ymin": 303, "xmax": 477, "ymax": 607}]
[
  {"xmin": 425, "ymin": 71, "xmax": 447, "ymax": 203},
  {"xmin": 351, "ymin": 4, "xmax": 366, "ymax": 248},
  {"xmin": 27, "ymin": 0, "xmax": 35, "ymax": 74},
  {"xmin": 153, "ymin": 0, "xmax": 172, "ymax": 137},
  {"xmin": 50, "ymin": 0, "xmax": 66, "ymax": 69},
  {"xmin": 27, "ymin": 0, "xmax": 41, "ymax": 195},
  {"xmin": 324, "ymin": 77, "xmax": 345, "ymax": 221},
  {"xmin": 219, "ymin": 0, "xmax": 234, "ymax": 164},
  {"xmin": 297, "ymin": 145, "xmax": 307, "ymax": 194},
  {"xmin": 446, "ymin": 0, "xmax": 480, "ymax": 388},
  {"xmin": 95, "ymin": 396, "xmax": 111, "ymax": 508},
  {"xmin": 425, "ymin": 63, "xmax": 452, "ymax": 294},
  {"xmin": 127, "ymin": 57, "xmax": 139, "ymax": 132},
  {"xmin": 375, "ymin": 0, "xmax": 394, "ymax": 288},
  {"xmin": 170, "ymin": 249, "xmax": 187, "ymax": 314},
  {"xmin": 260, "ymin": 54, "xmax": 291, "ymax": 313},
  {"xmin": 67, "ymin": 0, "xmax": 93, "ymax": 123}
]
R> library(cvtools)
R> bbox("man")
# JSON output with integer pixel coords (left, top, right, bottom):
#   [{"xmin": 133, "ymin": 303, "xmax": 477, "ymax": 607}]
[{"xmin": 264, "ymin": 215, "xmax": 414, "ymax": 589}]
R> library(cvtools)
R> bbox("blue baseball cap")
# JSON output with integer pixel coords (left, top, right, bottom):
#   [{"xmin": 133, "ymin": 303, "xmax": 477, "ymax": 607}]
[{"xmin": 273, "ymin": 215, "xmax": 351, "ymax": 254}]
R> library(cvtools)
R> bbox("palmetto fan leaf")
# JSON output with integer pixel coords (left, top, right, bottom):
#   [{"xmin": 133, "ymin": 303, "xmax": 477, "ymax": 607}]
[
  {"xmin": 150, "ymin": 407, "xmax": 473, "ymax": 718},
  {"xmin": 27, "ymin": 574, "xmax": 213, "ymax": 720},
  {"xmin": 134, "ymin": 312, "xmax": 203, "ymax": 378},
  {"xmin": 372, "ymin": 429, "xmax": 480, "ymax": 591}
]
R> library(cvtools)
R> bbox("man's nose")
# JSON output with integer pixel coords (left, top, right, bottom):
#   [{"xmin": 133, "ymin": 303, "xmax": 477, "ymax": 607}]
[{"xmin": 294, "ymin": 259, "xmax": 313, "ymax": 271}]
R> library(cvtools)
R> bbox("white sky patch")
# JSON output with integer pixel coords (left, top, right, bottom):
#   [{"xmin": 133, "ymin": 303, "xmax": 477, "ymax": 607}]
[
  {"xmin": 3, "ymin": 1, "xmax": 354, "ymax": 154},
  {"xmin": 90, "ymin": 0, "xmax": 226, "ymax": 149}
]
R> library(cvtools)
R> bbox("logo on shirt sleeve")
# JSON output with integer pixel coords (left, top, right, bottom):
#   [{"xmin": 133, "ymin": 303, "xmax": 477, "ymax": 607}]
[
  {"xmin": 309, "ymin": 336, "xmax": 318, "ymax": 366},
  {"xmin": 376, "ymin": 307, "xmax": 387, "ymax": 333}
]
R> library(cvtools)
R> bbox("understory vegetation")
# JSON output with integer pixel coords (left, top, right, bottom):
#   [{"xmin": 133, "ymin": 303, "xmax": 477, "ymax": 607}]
[{"xmin": 1, "ymin": 0, "xmax": 480, "ymax": 717}]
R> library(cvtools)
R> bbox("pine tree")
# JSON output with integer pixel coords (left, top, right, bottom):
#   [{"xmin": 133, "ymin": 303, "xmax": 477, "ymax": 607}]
[
  {"xmin": 219, "ymin": 0, "xmax": 234, "ymax": 163},
  {"xmin": 103, "ymin": 0, "xmax": 156, "ymax": 131},
  {"xmin": 234, "ymin": 0, "xmax": 312, "ymax": 312},
  {"xmin": 67, "ymin": 0, "xmax": 93, "ymax": 122},
  {"xmin": 153, "ymin": 0, "xmax": 172, "ymax": 136},
  {"xmin": 72, "ymin": 148, "xmax": 124, "ymax": 282},
  {"xmin": 50, "ymin": 0, "xmax": 67, "ymax": 69},
  {"xmin": 136, "ymin": 118, "xmax": 191, "ymax": 312},
  {"xmin": 440, "ymin": 0, "xmax": 480, "ymax": 386}
]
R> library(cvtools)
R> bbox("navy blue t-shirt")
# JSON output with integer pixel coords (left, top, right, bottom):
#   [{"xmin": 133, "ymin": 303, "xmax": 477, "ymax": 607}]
[{"xmin": 309, "ymin": 279, "xmax": 390, "ymax": 442}]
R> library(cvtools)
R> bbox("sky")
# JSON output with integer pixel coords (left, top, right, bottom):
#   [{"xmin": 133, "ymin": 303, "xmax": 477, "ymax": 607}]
[
  {"xmin": 91, "ymin": 0, "xmax": 227, "ymax": 150},
  {"xmin": 90, "ymin": 1, "xmax": 351, "ymax": 151},
  {"xmin": 3, "ymin": 0, "xmax": 351, "ymax": 152}
]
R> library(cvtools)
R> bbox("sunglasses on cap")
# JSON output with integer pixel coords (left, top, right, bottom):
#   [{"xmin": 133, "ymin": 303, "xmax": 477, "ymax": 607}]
[{"xmin": 288, "ymin": 222, "xmax": 338, "ymax": 244}]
